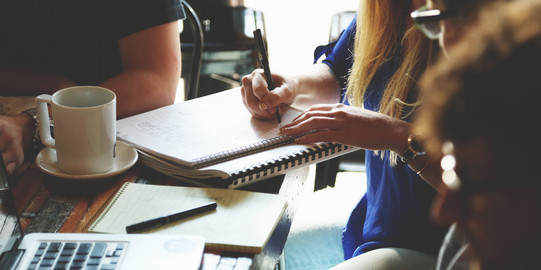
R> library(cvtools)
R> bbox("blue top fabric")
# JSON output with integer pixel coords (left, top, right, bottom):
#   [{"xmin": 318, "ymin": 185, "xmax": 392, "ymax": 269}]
[
  {"xmin": 0, "ymin": 0, "xmax": 185, "ymax": 86},
  {"xmin": 314, "ymin": 17, "xmax": 446, "ymax": 259},
  {"xmin": 313, "ymin": 18, "xmax": 356, "ymax": 104}
]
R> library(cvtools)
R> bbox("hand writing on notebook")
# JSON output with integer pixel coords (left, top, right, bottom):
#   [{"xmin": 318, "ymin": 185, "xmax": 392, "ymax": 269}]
[
  {"xmin": 241, "ymin": 62, "xmax": 341, "ymax": 122},
  {"xmin": 241, "ymin": 69, "xmax": 296, "ymax": 121}
]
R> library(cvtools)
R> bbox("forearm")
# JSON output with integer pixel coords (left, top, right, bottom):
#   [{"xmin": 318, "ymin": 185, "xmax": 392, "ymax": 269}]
[
  {"xmin": 100, "ymin": 69, "xmax": 178, "ymax": 119},
  {"xmin": 102, "ymin": 21, "xmax": 181, "ymax": 119},
  {"xmin": 0, "ymin": 69, "xmax": 76, "ymax": 96},
  {"xmin": 290, "ymin": 63, "xmax": 341, "ymax": 108}
]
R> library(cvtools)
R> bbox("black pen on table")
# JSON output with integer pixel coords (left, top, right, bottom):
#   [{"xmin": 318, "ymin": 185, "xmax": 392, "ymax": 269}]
[
  {"xmin": 126, "ymin": 201, "xmax": 217, "ymax": 233},
  {"xmin": 253, "ymin": 28, "xmax": 282, "ymax": 123}
]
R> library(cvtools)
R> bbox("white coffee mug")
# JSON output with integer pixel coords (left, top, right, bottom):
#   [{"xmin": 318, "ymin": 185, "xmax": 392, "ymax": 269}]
[{"xmin": 36, "ymin": 86, "xmax": 116, "ymax": 175}]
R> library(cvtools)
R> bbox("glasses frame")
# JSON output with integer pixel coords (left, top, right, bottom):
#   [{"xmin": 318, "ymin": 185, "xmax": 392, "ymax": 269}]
[{"xmin": 411, "ymin": 5, "xmax": 454, "ymax": 40}]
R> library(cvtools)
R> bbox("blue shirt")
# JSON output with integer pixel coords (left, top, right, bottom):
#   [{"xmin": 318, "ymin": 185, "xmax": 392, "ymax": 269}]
[{"xmin": 314, "ymin": 17, "xmax": 446, "ymax": 259}]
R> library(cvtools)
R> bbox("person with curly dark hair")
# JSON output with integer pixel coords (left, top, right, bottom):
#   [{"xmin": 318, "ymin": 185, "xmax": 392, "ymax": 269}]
[{"xmin": 416, "ymin": 1, "xmax": 541, "ymax": 269}]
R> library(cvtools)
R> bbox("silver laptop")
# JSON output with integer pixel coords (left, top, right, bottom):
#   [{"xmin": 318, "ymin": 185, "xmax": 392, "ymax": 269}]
[{"xmin": 0, "ymin": 156, "xmax": 205, "ymax": 270}]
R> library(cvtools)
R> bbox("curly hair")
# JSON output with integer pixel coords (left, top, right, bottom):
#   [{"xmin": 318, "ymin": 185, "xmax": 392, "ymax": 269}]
[{"xmin": 416, "ymin": 0, "xmax": 541, "ymax": 176}]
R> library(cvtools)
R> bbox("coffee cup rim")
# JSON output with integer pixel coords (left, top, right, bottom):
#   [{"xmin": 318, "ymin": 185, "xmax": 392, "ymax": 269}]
[{"xmin": 52, "ymin": 86, "xmax": 116, "ymax": 109}]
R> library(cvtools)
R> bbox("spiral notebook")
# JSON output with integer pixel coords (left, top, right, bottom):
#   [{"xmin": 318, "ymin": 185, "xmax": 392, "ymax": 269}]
[{"xmin": 116, "ymin": 88, "xmax": 358, "ymax": 188}]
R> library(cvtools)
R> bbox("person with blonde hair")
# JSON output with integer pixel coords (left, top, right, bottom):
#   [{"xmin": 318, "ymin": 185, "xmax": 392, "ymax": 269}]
[{"xmin": 242, "ymin": 0, "xmax": 446, "ymax": 268}]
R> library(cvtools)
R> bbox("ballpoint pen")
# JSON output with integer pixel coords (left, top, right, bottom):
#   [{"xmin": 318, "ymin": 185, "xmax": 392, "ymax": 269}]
[
  {"xmin": 126, "ymin": 201, "xmax": 217, "ymax": 233},
  {"xmin": 253, "ymin": 28, "xmax": 282, "ymax": 123}
]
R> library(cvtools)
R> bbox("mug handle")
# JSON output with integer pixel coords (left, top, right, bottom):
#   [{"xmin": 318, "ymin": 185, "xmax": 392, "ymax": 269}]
[{"xmin": 35, "ymin": 94, "xmax": 55, "ymax": 148}]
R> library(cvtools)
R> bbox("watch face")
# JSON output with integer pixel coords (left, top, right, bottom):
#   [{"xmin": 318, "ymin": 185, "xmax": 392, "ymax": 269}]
[{"xmin": 410, "ymin": 136, "xmax": 426, "ymax": 156}]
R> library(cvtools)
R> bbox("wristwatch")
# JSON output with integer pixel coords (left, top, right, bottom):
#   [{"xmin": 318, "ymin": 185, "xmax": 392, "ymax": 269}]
[
  {"xmin": 400, "ymin": 134, "xmax": 426, "ymax": 164},
  {"xmin": 23, "ymin": 108, "xmax": 43, "ymax": 155}
]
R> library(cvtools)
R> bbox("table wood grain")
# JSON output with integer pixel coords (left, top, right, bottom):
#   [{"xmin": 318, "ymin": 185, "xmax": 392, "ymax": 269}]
[{"xmin": 2, "ymin": 162, "xmax": 311, "ymax": 270}]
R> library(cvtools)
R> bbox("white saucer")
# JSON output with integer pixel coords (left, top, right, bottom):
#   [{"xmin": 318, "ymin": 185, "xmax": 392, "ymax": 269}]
[{"xmin": 36, "ymin": 141, "xmax": 138, "ymax": 181}]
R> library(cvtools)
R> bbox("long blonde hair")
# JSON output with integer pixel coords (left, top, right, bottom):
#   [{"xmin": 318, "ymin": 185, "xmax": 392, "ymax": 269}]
[{"xmin": 346, "ymin": 0, "xmax": 439, "ymax": 164}]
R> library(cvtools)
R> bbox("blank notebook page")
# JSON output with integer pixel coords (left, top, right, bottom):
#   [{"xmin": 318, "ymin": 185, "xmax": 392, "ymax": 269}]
[{"xmin": 89, "ymin": 183, "xmax": 287, "ymax": 253}]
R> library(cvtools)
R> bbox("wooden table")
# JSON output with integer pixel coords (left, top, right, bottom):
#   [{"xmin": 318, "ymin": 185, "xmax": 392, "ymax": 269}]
[{"xmin": 3, "ymin": 161, "xmax": 312, "ymax": 270}]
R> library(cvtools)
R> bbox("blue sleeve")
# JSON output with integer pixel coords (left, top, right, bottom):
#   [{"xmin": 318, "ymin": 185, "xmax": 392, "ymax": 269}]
[{"xmin": 313, "ymin": 16, "xmax": 356, "ymax": 91}]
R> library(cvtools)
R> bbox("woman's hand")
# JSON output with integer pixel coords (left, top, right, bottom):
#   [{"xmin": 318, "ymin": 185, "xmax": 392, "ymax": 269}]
[
  {"xmin": 280, "ymin": 103, "xmax": 409, "ymax": 152},
  {"xmin": 240, "ymin": 69, "xmax": 296, "ymax": 120}
]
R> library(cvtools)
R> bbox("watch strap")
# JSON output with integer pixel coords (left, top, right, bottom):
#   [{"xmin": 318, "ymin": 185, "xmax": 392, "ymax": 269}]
[
  {"xmin": 400, "ymin": 134, "xmax": 426, "ymax": 164},
  {"xmin": 23, "ymin": 108, "xmax": 43, "ymax": 155}
]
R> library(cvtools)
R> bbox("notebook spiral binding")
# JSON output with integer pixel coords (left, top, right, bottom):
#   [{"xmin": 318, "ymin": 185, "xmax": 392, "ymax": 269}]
[
  {"xmin": 229, "ymin": 142, "xmax": 352, "ymax": 186},
  {"xmin": 85, "ymin": 182, "xmax": 130, "ymax": 232},
  {"xmin": 192, "ymin": 135, "xmax": 299, "ymax": 169}
]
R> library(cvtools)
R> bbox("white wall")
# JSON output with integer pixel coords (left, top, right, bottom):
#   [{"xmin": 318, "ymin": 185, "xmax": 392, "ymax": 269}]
[{"xmin": 243, "ymin": 1, "xmax": 358, "ymax": 74}]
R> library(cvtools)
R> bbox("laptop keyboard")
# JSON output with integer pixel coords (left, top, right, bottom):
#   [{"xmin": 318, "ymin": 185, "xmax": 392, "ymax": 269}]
[
  {"xmin": 201, "ymin": 253, "xmax": 252, "ymax": 270},
  {"xmin": 27, "ymin": 241, "xmax": 125, "ymax": 270}
]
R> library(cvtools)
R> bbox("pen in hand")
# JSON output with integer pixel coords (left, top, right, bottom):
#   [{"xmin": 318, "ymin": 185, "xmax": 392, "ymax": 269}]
[
  {"xmin": 253, "ymin": 28, "xmax": 282, "ymax": 123},
  {"xmin": 126, "ymin": 201, "xmax": 218, "ymax": 233}
]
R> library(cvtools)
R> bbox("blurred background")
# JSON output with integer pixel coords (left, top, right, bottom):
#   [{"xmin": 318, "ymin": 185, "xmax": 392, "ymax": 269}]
[{"xmin": 180, "ymin": 0, "xmax": 358, "ymax": 100}]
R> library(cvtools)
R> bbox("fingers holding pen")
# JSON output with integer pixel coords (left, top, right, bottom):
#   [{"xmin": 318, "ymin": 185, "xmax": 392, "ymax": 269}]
[
  {"xmin": 249, "ymin": 69, "xmax": 271, "ymax": 99},
  {"xmin": 251, "ymin": 70, "xmax": 285, "ymax": 113},
  {"xmin": 240, "ymin": 80, "xmax": 264, "ymax": 119},
  {"xmin": 241, "ymin": 69, "xmax": 273, "ymax": 119},
  {"xmin": 241, "ymin": 69, "xmax": 291, "ymax": 120}
]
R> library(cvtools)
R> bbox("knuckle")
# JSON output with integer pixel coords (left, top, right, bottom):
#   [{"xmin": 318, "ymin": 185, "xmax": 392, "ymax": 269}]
[
  {"xmin": 305, "ymin": 116, "xmax": 320, "ymax": 125},
  {"xmin": 334, "ymin": 109, "xmax": 348, "ymax": 117},
  {"xmin": 241, "ymin": 76, "xmax": 250, "ymax": 85}
]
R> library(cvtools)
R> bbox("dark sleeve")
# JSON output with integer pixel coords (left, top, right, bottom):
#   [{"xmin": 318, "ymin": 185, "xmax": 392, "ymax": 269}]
[
  {"xmin": 110, "ymin": 0, "xmax": 186, "ymax": 39},
  {"xmin": 313, "ymin": 17, "xmax": 356, "ymax": 91}
]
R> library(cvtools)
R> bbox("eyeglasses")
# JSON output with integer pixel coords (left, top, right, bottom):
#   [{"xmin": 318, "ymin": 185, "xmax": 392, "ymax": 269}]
[
  {"xmin": 411, "ymin": 5, "xmax": 454, "ymax": 40},
  {"xmin": 441, "ymin": 141, "xmax": 541, "ymax": 196}
]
